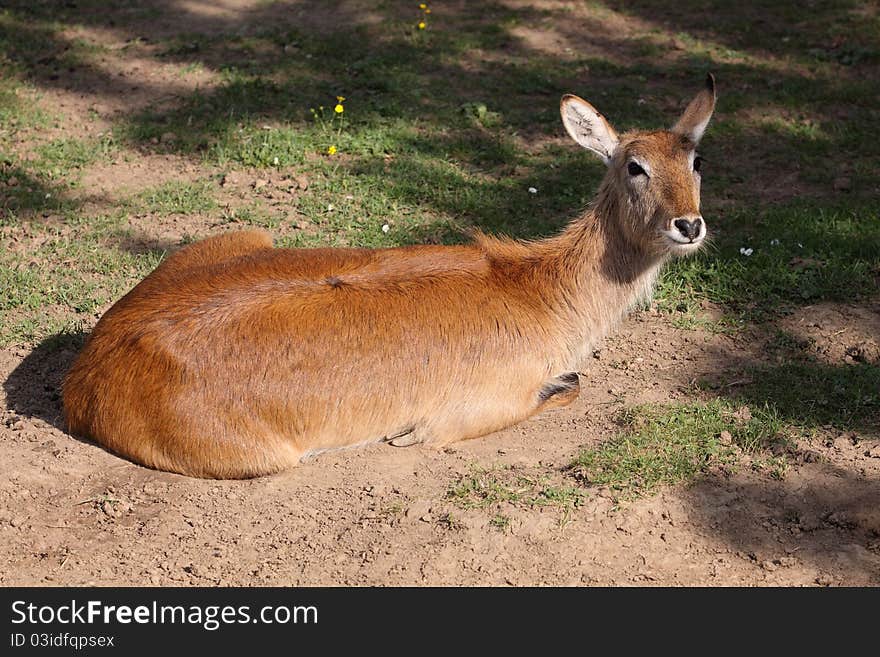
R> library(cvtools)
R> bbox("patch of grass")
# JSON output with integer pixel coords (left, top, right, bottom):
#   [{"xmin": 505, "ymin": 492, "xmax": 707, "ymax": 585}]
[
  {"xmin": 569, "ymin": 401, "xmax": 786, "ymax": 500},
  {"xmin": 730, "ymin": 361, "xmax": 880, "ymax": 433},
  {"xmin": 656, "ymin": 203, "xmax": 880, "ymax": 324},
  {"xmin": 447, "ymin": 465, "xmax": 587, "ymax": 514},
  {"xmin": 0, "ymin": 78, "xmax": 47, "ymax": 134},
  {"xmin": 134, "ymin": 181, "xmax": 218, "ymax": 215},
  {"xmin": 489, "ymin": 514, "xmax": 510, "ymax": 532},
  {"xmin": 220, "ymin": 203, "xmax": 285, "ymax": 230},
  {"xmin": 36, "ymin": 136, "xmax": 113, "ymax": 179},
  {"xmin": 0, "ymin": 135, "xmax": 114, "ymax": 219},
  {"xmin": 0, "ymin": 217, "xmax": 165, "ymax": 346},
  {"xmin": 751, "ymin": 454, "xmax": 789, "ymax": 481}
]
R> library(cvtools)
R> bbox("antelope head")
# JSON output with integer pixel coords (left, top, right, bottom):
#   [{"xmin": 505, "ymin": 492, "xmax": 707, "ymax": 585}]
[{"xmin": 561, "ymin": 74, "xmax": 717, "ymax": 257}]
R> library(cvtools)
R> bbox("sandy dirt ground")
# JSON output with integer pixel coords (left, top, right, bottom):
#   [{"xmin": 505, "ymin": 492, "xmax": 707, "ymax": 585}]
[
  {"xmin": 1, "ymin": 0, "xmax": 878, "ymax": 586},
  {"xmin": 3, "ymin": 300, "xmax": 879, "ymax": 586}
]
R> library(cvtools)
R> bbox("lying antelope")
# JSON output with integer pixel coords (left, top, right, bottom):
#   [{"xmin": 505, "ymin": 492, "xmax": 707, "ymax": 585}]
[{"xmin": 63, "ymin": 76, "xmax": 716, "ymax": 478}]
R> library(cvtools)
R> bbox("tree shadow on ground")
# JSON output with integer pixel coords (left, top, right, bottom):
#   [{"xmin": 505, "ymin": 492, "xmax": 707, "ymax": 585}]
[
  {"xmin": 676, "ymin": 335, "xmax": 880, "ymax": 583},
  {"xmin": 601, "ymin": 0, "xmax": 880, "ymax": 67},
  {"xmin": 684, "ymin": 464, "xmax": 880, "ymax": 584},
  {"xmin": 700, "ymin": 334, "xmax": 880, "ymax": 436},
  {"xmin": 2, "ymin": 0, "xmax": 877, "ymax": 231},
  {"xmin": 3, "ymin": 330, "xmax": 85, "ymax": 431}
]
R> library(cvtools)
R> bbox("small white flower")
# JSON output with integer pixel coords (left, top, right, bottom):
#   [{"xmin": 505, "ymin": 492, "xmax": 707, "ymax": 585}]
[
  {"xmin": 272, "ymin": 156, "xmax": 279, "ymax": 166},
  {"xmin": 327, "ymin": 204, "xmax": 334, "ymax": 212},
  {"xmin": 381, "ymin": 223, "xmax": 390, "ymax": 233},
  {"xmin": 770, "ymin": 239, "xmax": 780, "ymax": 246},
  {"xmin": 528, "ymin": 187, "xmax": 538, "ymax": 194},
  {"xmin": 739, "ymin": 247, "xmax": 753, "ymax": 256},
  {"xmin": 797, "ymin": 242, "xmax": 803, "ymax": 248}
]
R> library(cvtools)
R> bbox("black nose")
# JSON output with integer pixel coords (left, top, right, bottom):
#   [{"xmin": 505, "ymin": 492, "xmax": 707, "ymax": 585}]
[{"xmin": 674, "ymin": 217, "xmax": 702, "ymax": 240}]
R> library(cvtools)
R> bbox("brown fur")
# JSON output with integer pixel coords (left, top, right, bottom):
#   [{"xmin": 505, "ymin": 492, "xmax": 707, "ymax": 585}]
[{"xmin": 62, "ymin": 79, "xmax": 716, "ymax": 478}]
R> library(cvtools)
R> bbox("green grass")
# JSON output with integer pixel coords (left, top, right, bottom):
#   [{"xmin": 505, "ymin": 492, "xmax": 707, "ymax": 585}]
[
  {"xmin": 569, "ymin": 401, "xmax": 787, "ymax": 500},
  {"xmin": 0, "ymin": 218, "xmax": 164, "ymax": 346},
  {"xmin": 133, "ymin": 181, "xmax": 218, "ymax": 215},
  {"xmin": 731, "ymin": 361, "xmax": 880, "ymax": 433},
  {"xmin": 489, "ymin": 514, "xmax": 511, "ymax": 532},
  {"xmin": 656, "ymin": 203, "xmax": 880, "ymax": 324},
  {"xmin": 35, "ymin": 136, "xmax": 113, "ymax": 179},
  {"xmin": 0, "ymin": 135, "xmax": 114, "ymax": 219},
  {"xmin": 447, "ymin": 465, "xmax": 587, "ymax": 515},
  {"xmin": 0, "ymin": 77, "xmax": 46, "ymax": 134}
]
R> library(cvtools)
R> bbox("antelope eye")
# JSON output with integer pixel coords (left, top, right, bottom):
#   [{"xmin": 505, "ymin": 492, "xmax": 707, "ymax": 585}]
[
  {"xmin": 693, "ymin": 156, "xmax": 703, "ymax": 173},
  {"xmin": 627, "ymin": 161, "xmax": 646, "ymax": 176}
]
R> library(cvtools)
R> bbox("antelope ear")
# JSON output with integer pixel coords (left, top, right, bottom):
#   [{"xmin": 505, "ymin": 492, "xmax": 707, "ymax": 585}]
[
  {"xmin": 672, "ymin": 73, "xmax": 716, "ymax": 144},
  {"xmin": 560, "ymin": 94, "xmax": 619, "ymax": 164}
]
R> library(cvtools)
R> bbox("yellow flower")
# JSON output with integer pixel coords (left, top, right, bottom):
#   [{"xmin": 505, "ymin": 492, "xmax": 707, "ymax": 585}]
[
  {"xmin": 327, "ymin": 145, "xmax": 337, "ymax": 155},
  {"xmin": 336, "ymin": 95, "xmax": 346, "ymax": 102},
  {"xmin": 334, "ymin": 103, "xmax": 344, "ymax": 114},
  {"xmin": 419, "ymin": 3, "xmax": 426, "ymax": 8},
  {"xmin": 418, "ymin": 21, "xmax": 426, "ymax": 29},
  {"xmin": 425, "ymin": 8, "xmax": 431, "ymax": 13}
]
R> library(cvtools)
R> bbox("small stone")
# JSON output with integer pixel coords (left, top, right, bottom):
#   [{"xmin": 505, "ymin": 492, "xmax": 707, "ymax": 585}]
[
  {"xmin": 844, "ymin": 345, "xmax": 867, "ymax": 363},
  {"xmin": 815, "ymin": 573, "xmax": 834, "ymax": 586},
  {"xmin": 7, "ymin": 176, "xmax": 18, "ymax": 186},
  {"xmin": 295, "ymin": 175, "xmax": 309, "ymax": 190}
]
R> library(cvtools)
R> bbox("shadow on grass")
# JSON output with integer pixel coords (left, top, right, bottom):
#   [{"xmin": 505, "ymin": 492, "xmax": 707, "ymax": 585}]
[
  {"xmin": 1, "ymin": 1, "xmax": 877, "ymax": 223},
  {"xmin": 698, "ymin": 328, "xmax": 880, "ymax": 436},
  {"xmin": 0, "ymin": 165, "xmax": 74, "ymax": 220},
  {"xmin": 601, "ymin": 0, "xmax": 880, "ymax": 67},
  {"xmin": 657, "ymin": 200, "xmax": 880, "ymax": 322},
  {"xmin": 688, "ymin": 337, "xmax": 880, "ymax": 579},
  {"xmin": 729, "ymin": 361, "xmax": 880, "ymax": 435}
]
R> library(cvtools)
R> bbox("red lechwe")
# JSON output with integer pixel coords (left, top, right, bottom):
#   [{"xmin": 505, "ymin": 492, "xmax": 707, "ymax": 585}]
[{"xmin": 63, "ymin": 76, "xmax": 717, "ymax": 478}]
